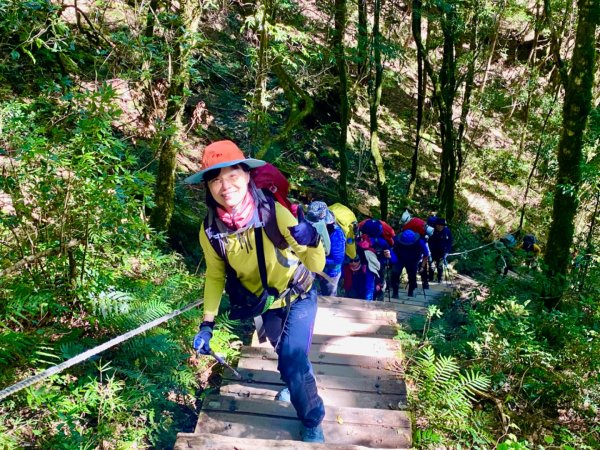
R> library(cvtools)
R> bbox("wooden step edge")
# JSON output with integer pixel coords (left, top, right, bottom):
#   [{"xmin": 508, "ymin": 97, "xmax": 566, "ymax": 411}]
[{"xmin": 174, "ymin": 432, "xmax": 406, "ymax": 450}]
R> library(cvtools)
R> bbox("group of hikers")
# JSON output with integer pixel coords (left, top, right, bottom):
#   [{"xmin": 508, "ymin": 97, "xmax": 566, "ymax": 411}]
[
  {"xmin": 305, "ymin": 202, "xmax": 454, "ymax": 301},
  {"xmin": 184, "ymin": 139, "xmax": 540, "ymax": 444}
]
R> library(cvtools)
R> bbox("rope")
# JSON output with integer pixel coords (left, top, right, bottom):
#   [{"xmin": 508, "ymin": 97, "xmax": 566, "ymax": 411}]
[
  {"xmin": 0, "ymin": 298, "xmax": 204, "ymax": 402},
  {"xmin": 447, "ymin": 240, "xmax": 497, "ymax": 257}
]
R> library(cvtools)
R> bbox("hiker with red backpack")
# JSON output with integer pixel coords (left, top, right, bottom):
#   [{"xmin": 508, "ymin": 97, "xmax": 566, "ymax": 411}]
[
  {"xmin": 398, "ymin": 209, "xmax": 434, "ymax": 289},
  {"xmin": 305, "ymin": 201, "xmax": 346, "ymax": 296},
  {"xmin": 185, "ymin": 140, "xmax": 326, "ymax": 443}
]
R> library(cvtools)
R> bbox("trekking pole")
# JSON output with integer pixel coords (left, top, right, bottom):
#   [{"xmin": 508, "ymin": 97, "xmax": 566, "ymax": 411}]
[{"xmin": 210, "ymin": 350, "xmax": 242, "ymax": 380}]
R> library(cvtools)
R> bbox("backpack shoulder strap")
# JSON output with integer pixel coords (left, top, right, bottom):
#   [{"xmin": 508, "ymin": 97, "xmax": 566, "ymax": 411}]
[
  {"xmin": 204, "ymin": 210, "xmax": 227, "ymax": 261},
  {"xmin": 256, "ymin": 190, "xmax": 289, "ymax": 250}
]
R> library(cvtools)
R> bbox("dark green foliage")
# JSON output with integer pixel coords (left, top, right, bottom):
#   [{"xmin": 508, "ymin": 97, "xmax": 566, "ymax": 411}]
[
  {"xmin": 419, "ymin": 276, "xmax": 600, "ymax": 449},
  {"xmin": 0, "ymin": 87, "xmax": 211, "ymax": 448}
]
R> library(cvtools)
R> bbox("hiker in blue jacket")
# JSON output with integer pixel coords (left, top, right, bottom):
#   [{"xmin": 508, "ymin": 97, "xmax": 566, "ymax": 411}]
[
  {"xmin": 306, "ymin": 201, "xmax": 346, "ymax": 296},
  {"xmin": 428, "ymin": 217, "xmax": 453, "ymax": 283},
  {"xmin": 391, "ymin": 229, "xmax": 430, "ymax": 297}
]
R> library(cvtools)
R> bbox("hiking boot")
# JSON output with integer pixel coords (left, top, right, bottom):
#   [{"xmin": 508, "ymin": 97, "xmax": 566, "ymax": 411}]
[
  {"xmin": 407, "ymin": 289, "xmax": 415, "ymax": 297},
  {"xmin": 301, "ymin": 424, "xmax": 324, "ymax": 443},
  {"xmin": 275, "ymin": 387, "xmax": 291, "ymax": 403},
  {"xmin": 437, "ymin": 277, "xmax": 442, "ymax": 283}
]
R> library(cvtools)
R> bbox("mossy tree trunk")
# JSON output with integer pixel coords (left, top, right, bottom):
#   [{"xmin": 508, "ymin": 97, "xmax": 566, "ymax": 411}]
[
  {"xmin": 436, "ymin": 6, "xmax": 458, "ymax": 222},
  {"xmin": 251, "ymin": 0, "xmax": 272, "ymax": 145},
  {"xmin": 544, "ymin": 0, "xmax": 599, "ymax": 303},
  {"xmin": 369, "ymin": 0, "xmax": 388, "ymax": 220},
  {"xmin": 455, "ymin": 7, "xmax": 478, "ymax": 179},
  {"xmin": 333, "ymin": 0, "xmax": 349, "ymax": 204},
  {"xmin": 407, "ymin": 0, "xmax": 424, "ymax": 200},
  {"xmin": 150, "ymin": 0, "xmax": 202, "ymax": 232},
  {"xmin": 256, "ymin": 55, "xmax": 315, "ymax": 159},
  {"xmin": 357, "ymin": 0, "xmax": 369, "ymax": 80}
]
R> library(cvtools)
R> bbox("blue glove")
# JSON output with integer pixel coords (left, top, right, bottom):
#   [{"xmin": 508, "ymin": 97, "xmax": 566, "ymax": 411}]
[
  {"xmin": 193, "ymin": 321, "xmax": 214, "ymax": 355},
  {"xmin": 288, "ymin": 207, "xmax": 320, "ymax": 247}
]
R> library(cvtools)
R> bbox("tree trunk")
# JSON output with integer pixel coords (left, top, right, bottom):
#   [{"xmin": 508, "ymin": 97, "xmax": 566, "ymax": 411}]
[
  {"xmin": 369, "ymin": 0, "xmax": 388, "ymax": 220},
  {"xmin": 251, "ymin": 0, "xmax": 271, "ymax": 144},
  {"xmin": 518, "ymin": 86, "xmax": 560, "ymax": 230},
  {"xmin": 479, "ymin": 0, "xmax": 506, "ymax": 94},
  {"xmin": 150, "ymin": 0, "xmax": 202, "ymax": 232},
  {"xmin": 357, "ymin": 0, "xmax": 369, "ymax": 80},
  {"xmin": 145, "ymin": 0, "xmax": 160, "ymax": 39},
  {"xmin": 333, "ymin": 0, "xmax": 349, "ymax": 204},
  {"xmin": 256, "ymin": 56, "xmax": 315, "ymax": 159},
  {"xmin": 437, "ymin": 8, "xmax": 458, "ymax": 222},
  {"xmin": 455, "ymin": 9, "xmax": 479, "ymax": 179},
  {"xmin": 544, "ymin": 0, "xmax": 598, "ymax": 303},
  {"xmin": 407, "ymin": 0, "xmax": 424, "ymax": 199}
]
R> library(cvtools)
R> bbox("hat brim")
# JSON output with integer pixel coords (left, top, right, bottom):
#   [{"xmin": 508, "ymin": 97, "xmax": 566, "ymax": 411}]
[
  {"xmin": 184, "ymin": 158, "xmax": 266, "ymax": 184},
  {"xmin": 324, "ymin": 210, "xmax": 335, "ymax": 225},
  {"xmin": 307, "ymin": 209, "xmax": 336, "ymax": 225}
]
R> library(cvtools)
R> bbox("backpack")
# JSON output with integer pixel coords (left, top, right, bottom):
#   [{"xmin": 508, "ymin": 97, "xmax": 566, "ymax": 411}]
[
  {"xmin": 251, "ymin": 163, "xmax": 297, "ymax": 217},
  {"xmin": 500, "ymin": 233, "xmax": 517, "ymax": 249},
  {"xmin": 358, "ymin": 219, "xmax": 395, "ymax": 247},
  {"xmin": 522, "ymin": 234, "xmax": 537, "ymax": 252},
  {"xmin": 329, "ymin": 203, "xmax": 358, "ymax": 259}
]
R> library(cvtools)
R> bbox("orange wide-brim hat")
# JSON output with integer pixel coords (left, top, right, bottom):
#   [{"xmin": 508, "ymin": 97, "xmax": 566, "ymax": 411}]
[{"xmin": 184, "ymin": 140, "xmax": 265, "ymax": 184}]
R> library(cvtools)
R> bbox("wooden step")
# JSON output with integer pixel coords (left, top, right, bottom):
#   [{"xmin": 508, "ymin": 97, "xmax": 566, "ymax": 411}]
[
  {"xmin": 318, "ymin": 295, "xmax": 398, "ymax": 311},
  {"xmin": 238, "ymin": 347, "xmax": 399, "ymax": 379},
  {"xmin": 174, "ymin": 432, "xmax": 395, "ymax": 449},
  {"xmin": 313, "ymin": 317, "xmax": 397, "ymax": 337},
  {"xmin": 316, "ymin": 305, "xmax": 398, "ymax": 324},
  {"xmin": 252, "ymin": 334, "xmax": 400, "ymax": 357},
  {"xmin": 220, "ymin": 367, "xmax": 407, "ymax": 410},
  {"xmin": 193, "ymin": 395, "xmax": 411, "ymax": 448}
]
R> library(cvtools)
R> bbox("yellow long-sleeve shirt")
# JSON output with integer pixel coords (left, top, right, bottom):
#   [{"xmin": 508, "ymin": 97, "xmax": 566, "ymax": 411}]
[{"xmin": 200, "ymin": 203, "xmax": 325, "ymax": 317}]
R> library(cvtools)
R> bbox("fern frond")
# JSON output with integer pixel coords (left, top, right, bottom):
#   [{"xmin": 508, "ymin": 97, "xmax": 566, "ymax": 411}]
[{"xmin": 432, "ymin": 355, "xmax": 460, "ymax": 383}]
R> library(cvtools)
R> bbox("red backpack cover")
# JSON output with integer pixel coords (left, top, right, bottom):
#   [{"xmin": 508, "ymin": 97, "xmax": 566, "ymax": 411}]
[{"xmin": 251, "ymin": 163, "xmax": 297, "ymax": 217}]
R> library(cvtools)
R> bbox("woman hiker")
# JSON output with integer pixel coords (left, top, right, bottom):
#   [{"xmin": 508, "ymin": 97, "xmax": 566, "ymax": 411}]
[{"xmin": 185, "ymin": 140, "xmax": 326, "ymax": 443}]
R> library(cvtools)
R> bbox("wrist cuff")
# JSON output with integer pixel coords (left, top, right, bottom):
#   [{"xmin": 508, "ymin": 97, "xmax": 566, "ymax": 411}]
[{"xmin": 200, "ymin": 320, "xmax": 215, "ymax": 330}]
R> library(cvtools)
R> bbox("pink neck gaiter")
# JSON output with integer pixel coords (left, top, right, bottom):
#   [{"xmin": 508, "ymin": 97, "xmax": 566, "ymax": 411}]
[{"xmin": 216, "ymin": 191, "xmax": 256, "ymax": 230}]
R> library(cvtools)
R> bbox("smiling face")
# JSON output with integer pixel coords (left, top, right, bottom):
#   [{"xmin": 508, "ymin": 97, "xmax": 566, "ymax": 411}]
[{"xmin": 207, "ymin": 165, "xmax": 251, "ymax": 211}]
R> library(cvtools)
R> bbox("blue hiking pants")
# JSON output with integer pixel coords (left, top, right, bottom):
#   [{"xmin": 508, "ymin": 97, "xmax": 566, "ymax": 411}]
[{"xmin": 261, "ymin": 286, "xmax": 325, "ymax": 428}]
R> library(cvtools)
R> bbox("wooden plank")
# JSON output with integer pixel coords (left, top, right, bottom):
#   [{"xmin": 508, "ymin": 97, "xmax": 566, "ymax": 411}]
[
  {"xmin": 174, "ymin": 432, "xmax": 395, "ymax": 450},
  {"xmin": 238, "ymin": 354, "xmax": 397, "ymax": 379},
  {"xmin": 312, "ymin": 319, "xmax": 398, "ymax": 337},
  {"xmin": 316, "ymin": 306, "xmax": 397, "ymax": 324},
  {"xmin": 195, "ymin": 395, "xmax": 411, "ymax": 448},
  {"xmin": 240, "ymin": 346, "xmax": 396, "ymax": 368},
  {"xmin": 318, "ymin": 296, "xmax": 397, "ymax": 312},
  {"xmin": 222, "ymin": 368, "xmax": 405, "ymax": 395},
  {"xmin": 219, "ymin": 382, "xmax": 406, "ymax": 410},
  {"xmin": 251, "ymin": 335, "xmax": 400, "ymax": 357},
  {"xmin": 202, "ymin": 395, "xmax": 409, "ymax": 427},
  {"xmin": 195, "ymin": 413, "xmax": 411, "ymax": 448}
]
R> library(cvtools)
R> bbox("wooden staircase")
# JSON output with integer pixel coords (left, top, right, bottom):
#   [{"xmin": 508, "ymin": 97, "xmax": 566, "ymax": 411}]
[{"xmin": 174, "ymin": 281, "xmax": 453, "ymax": 449}]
